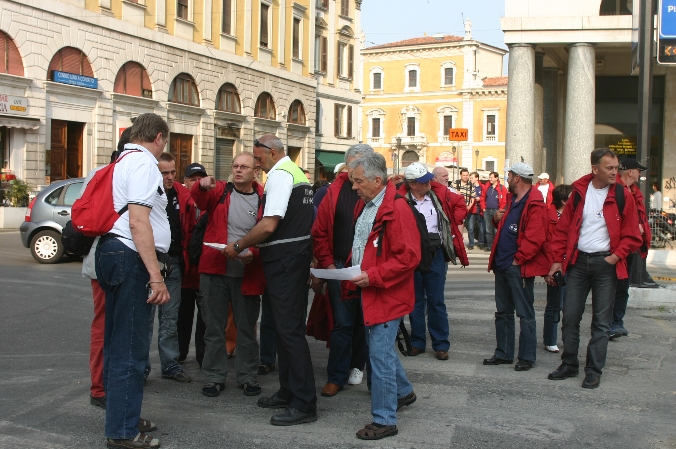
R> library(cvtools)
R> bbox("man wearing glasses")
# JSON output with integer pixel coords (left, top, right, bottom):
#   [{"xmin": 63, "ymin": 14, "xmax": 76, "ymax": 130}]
[{"xmin": 224, "ymin": 134, "xmax": 316, "ymax": 426}]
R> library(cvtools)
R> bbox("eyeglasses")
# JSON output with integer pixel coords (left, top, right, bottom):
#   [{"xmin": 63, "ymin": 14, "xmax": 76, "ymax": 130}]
[
  {"xmin": 232, "ymin": 164, "xmax": 252, "ymax": 171},
  {"xmin": 254, "ymin": 139, "xmax": 274, "ymax": 151}
]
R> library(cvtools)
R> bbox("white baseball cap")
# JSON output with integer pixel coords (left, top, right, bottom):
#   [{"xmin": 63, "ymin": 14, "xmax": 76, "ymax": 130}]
[
  {"xmin": 537, "ymin": 172, "xmax": 549, "ymax": 179},
  {"xmin": 404, "ymin": 163, "xmax": 434, "ymax": 183}
]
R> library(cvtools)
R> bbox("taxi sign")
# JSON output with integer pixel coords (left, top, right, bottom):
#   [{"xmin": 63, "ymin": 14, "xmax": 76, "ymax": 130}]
[{"xmin": 448, "ymin": 128, "xmax": 468, "ymax": 141}]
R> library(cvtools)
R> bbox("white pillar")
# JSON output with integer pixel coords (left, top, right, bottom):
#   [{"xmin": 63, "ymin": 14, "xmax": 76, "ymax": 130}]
[
  {"xmin": 505, "ymin": 43, "xmax": 535, "ymax": 168},
  {"xmin": 563, "ymin": 43, "xmax": 595, "ymax": 182},
  {"xmin": 543, "ymin": 68, "xmax": 559, "ymax": 179},
  {"xmin": 203, "ymin": 0, "xmax": 213, "ymax": 45},
  {"xmin": 244, "ymin": 0, "xmax": 253, "ymax": 56},
  {"xmin": 534, "ymin": 51, "xmax": 544, "ymax": 174}
]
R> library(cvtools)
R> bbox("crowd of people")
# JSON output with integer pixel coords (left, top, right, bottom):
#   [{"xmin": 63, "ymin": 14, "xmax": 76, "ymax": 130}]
[{"xmin": 80, "ymin": 113, "xmax": 650, "ymax": 448}]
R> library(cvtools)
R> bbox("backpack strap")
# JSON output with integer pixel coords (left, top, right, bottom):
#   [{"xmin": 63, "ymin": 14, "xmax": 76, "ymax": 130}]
[
  {"xmin": 114, "ymin": 150, "xmax": 142, "ymax": 216},
  {"xmin": 572, "ymin": 183, "xmax": 625, "ymax": 217}
]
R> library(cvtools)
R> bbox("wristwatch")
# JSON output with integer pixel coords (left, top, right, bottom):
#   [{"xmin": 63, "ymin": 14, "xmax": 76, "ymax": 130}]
[{"xmin": 234, "ymin": 241, "xmax": 243, "ymax": 253}]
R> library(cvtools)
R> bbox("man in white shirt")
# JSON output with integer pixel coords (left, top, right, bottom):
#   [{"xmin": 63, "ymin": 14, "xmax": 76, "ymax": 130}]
[
  {"xmin": 546, "ymin": 148, "xmax": 641, "ymax": 390},
  {"xmin": 537, "ymin": 173, "xmax": 554, "ymax": 204},
  {"xmin": 95, "ymin": 113, "xmax": 171, "ymax": 449}
]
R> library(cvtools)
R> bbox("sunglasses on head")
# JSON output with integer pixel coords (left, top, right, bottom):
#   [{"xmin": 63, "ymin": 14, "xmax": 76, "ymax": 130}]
[{"xmin": 254, "ymin": 139, "xmax": 274, "ymax": 151}]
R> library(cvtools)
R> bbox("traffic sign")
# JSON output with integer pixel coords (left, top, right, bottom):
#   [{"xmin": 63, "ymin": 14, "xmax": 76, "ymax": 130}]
[{"xmin": 658, "ymin": 0, "xmax": 676, "ymax": 63}]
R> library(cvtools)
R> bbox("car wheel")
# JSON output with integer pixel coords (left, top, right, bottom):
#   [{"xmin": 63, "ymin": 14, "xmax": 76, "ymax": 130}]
[{"xmin": 30, "ymin": 230, "xmax": 65, "ymax": 264}]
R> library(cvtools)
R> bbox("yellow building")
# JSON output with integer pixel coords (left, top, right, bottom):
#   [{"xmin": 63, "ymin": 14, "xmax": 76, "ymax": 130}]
[{"xmin": 360, "ymin": 28, "xmax": 508, "ymax": 179}]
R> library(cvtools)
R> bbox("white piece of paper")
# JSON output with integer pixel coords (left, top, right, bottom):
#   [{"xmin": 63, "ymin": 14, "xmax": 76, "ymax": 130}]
[
  {"xmin": 204, "ymin": 242, "xmax": 226, "ymax": 250},
  {"xmin": 310, "ymin": 265, "xmax": 362, "ymax": 281}
]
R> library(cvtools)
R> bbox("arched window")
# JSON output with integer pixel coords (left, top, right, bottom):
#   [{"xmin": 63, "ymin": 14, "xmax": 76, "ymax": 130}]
[
  {"xmin": 401, "ymin": 150, "xmax": 419, "ymax": 167},
  {"xmin": 216, "ymin": 83, "xmax": 241, "ymax": 113},
  {"xmin": 168, "ymin": 73, "xmax": 199, "ymax": 106},
  {"xmin": 288, "ymin": 100, "xmax": 306, "ymax": 125},
  {"xmin": 114, "ymin": 61, "xmax": 152, "ymax": 98},
  {"xmin": 254, "ymin": 92, "xmax": 276, "ymax": 120},
  {"xmin": 47, "ymin": 47, "xmax": 94, "ymax": 79},
  {"xmin": 0, "ymin": 31, "xmax": 23, "ymax": 76}
]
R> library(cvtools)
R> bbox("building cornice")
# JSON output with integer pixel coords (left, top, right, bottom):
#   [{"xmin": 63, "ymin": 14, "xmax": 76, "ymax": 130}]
[
  {"xmin": 0, "ymin": 73, "xmax": 33, "ymax": 89},
  {"xmin": 166, "ymin": 102, "xmax": 207, "ymax": 116},
  {"xmin": 44, "ymin": 81, "xmax": 104, "ymax": 100},
  {"xmin": 362, "ymin": 41, "xmax": 507, "ymax": 57},
  {"xmin": 111, "ymin": 93, "xmax": 160, "ymax": 109}
]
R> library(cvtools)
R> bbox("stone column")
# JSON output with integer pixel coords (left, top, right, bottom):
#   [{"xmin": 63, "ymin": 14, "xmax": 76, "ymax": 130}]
[
  {"xmin": 533, "ymin": 51, "xmax": 544, "ymax": 174},
  {"xmin": 563, "ymin": 43, "xmax": 595, "ymax": 182},
  {"xmin": 505, "ymin": 43, "xmax": 535, "ymax": 169},
  {"xmin": 543, "ymin": 68, "xmax": 559, "ymax": 178},
  {"xmin": 155, "ymin": 0, "xmax": 167, "ymax": 32}
]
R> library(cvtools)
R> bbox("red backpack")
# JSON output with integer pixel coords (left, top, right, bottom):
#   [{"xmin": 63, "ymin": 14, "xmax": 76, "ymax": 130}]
[{"xmin": 71, "ymin": 150, "xmax": 141, "ymax": 237}]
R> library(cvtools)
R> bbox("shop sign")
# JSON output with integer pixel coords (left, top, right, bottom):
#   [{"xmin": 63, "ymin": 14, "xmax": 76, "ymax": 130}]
[
  {"xmin": 0, "ymin": 94, "xmax": 27, "ymax": 116},
  {"xmin": 53, "ymin": 70, "xmax": 98, "ymax": 89},
  {"xmin": 608, "ymin": 138, "xmax": 637, "ymax": 155}
]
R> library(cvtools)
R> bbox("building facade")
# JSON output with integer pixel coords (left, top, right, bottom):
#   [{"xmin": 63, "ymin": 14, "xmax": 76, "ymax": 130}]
[
  {"xmin": 502, "ymin": 0, "xmax": 673, "ymax": 211},
  {"xmin": 359, "ymin": 28, "xmax": 508, "ymax": 179},
  {"xmin": 0, "ymin": 0, "xmax": 362, "ymax": 190}
]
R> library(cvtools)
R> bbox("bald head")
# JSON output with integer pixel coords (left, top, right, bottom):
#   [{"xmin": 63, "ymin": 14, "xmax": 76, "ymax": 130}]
[
  {"xmin": 253, "ymin": 133, "xmax": 286, "ymax": 173},
  {"xmin": 432, "ymin": 167, "xmax": 449, "ymax": 186}
]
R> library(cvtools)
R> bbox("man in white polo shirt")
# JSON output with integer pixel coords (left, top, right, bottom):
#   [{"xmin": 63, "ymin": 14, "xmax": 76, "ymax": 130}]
[{"xmin": 96, "ymin": 113, "xmax": 171, "ymax": 449}]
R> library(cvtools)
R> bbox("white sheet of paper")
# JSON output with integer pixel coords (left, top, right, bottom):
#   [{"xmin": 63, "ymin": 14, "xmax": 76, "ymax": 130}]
[
  {"xmin": 310, "ymin": 265, "xmax": 362, "ymax": 281},
  {"xmin": 204, "ymin": 242, "xmax": 226, "ymax": 250}
]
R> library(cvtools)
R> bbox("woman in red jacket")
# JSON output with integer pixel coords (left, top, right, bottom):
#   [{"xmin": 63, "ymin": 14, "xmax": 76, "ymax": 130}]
[{"xmin": 543, "ymin": 184, "xmax": 572, "ymax": 353}]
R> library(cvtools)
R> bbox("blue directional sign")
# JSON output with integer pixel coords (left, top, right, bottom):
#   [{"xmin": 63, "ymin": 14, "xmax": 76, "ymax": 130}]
[
  {"xmin": 52, "ymin": 70, "xmax": 98, "ymax": 89},
  {"xmin": 658, "ymin": 0, "xmax": 676, "ymax": 64}
]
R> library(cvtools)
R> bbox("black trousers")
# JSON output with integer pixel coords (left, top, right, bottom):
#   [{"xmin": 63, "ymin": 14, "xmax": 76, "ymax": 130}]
[
  {"xmin": 263, "ymin": 253, "xmax": 316, "ymax": 413},
  {"xmin": 177, "ymin": 287, "xmax": 205, "ymax": 366}
]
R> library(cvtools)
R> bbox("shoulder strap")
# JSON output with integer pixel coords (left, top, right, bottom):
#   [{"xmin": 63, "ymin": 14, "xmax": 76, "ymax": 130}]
[
  {"xmin": 615, "ymin": 182, "xmax": 625, "ymax": 216},
  {"xmin": 573, "ymin": 191, "xmax": 582, "ymax": 212}
]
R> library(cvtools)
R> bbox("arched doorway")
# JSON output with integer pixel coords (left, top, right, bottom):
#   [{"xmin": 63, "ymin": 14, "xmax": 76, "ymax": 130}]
[{"xmin": 401, "ymin": 150, "xmax": 419, "ymax": 167}]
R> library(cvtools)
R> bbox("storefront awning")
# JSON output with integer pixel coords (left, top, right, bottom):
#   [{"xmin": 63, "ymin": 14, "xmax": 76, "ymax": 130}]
[
  {"xmin": 0, "ymin": 115, "xmax": 40, "ymax": 130},
  {"xmin": 315, "ymin": 150, "xmax": 344, "ymax": 172}
]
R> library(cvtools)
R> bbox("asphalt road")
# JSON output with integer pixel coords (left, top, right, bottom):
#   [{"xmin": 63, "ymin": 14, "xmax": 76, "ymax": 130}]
[{"xmin": 0, "ymin": 231, "xmax": 674, "ymax": 449}]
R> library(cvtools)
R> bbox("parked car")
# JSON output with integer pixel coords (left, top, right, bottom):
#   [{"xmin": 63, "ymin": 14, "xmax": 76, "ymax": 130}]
[{"xmin": 20, "ymin": 178, "xmax": 85, "ymax": 263}]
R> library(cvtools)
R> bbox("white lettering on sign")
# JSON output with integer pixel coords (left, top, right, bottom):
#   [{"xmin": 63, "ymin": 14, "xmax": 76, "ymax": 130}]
[{"xmin": 0, "ymin": 94, "xmax": 27, "ymax": 116}]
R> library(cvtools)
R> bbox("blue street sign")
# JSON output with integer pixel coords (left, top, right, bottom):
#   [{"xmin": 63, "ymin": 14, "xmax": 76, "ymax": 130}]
[
  {"xmin": 660, "ymin": 0, "xmax": 676, "ymax": 38},
  {"xmin": 52, "ymin": 70, "xmax": 98, "ymax": 89}
]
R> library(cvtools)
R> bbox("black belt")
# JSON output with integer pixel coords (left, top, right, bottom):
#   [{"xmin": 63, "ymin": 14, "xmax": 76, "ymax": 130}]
[
  {"xmin": 579, "ymin": 251, "xmax": 611, "ymax": 257},
  {"xmin": 103, "ymin": 233, "xmax": 173, "ymax": 278}
]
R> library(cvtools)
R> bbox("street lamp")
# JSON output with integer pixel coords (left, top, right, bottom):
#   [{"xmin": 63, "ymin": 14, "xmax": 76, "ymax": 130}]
[
  {"xmin": 395, "ymin": 137, "xmax": 402, "ymax": 175},
  {"xmin": 451, "ymin": 145, "xmax": 457, "ymax": 185},
  {"xmin": 475, "ymin": 149, "xmax": 480, "ymax": 171}
]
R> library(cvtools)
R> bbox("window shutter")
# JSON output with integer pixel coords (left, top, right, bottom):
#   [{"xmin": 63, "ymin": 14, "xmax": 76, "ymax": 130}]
[
  {"xmin": 347, "ymin": 106, "xmax": 352, "ymax": 138},
  {"xmin": 125, "ymin": 62, "xmax": 142, "ymax": 97},
  {"xmin": 223, "ymin": 0, "xmax": 232, "ymax": 34},
  {"xmin": 316, "ymin": 99, "xmax": 321, "ymax": 134},
  {"xmin": 62, "ymin": 48, "xmax": 81, "ymax": 74},
  {"xmin": 260, "ymin": 5, "xmax": 269, "ymax": 47},
  {"xmin": 334, "ymin": 104, "xmax": 339, "ymax": 137},
  {"xmin": 337, "ymin": 42, "xmax": 342, "ymax": 77},
  {"xmin": 372, "ymin": 118, "xmax": 380, "ymax": 138},
  {"xmin": 321, "ymin": 36, "xmax": 328, "ymax": 72},
  {"xmin": 293, "ymin": 19, "xmax": 300, "ymax": 59},
  {"xmin": 348, "ymin": 44, "xmax": 354, "ymax": 80}
]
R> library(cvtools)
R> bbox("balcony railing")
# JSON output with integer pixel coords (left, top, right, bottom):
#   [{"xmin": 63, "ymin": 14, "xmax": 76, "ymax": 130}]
[
  {"xmin": 391, "ymin": 135, "xmax": 427, "ymax": 148},
  {"xmin": 485, "ymin": 135, "xmax": 496, "ymax": 142},
  {"xmin": 369, "ymin": 137, "xmax": 383, "ymax": 145}
]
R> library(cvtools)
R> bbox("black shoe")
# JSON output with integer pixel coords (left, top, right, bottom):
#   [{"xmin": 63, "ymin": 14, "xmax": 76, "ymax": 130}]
[
  {"xmin": 477, "ymin": 244, "xmax": 485, "ymax": 250},
  {"xmin": 548, "ymin": 363, "xmax": 579, "ymax": 380},
  {"xmin": 483, "ymin": 355, "xmax": 513, "ymax": 365},
  {"xmin": 257, "ymin": 363, "xmax": 275, "ymax": 376},
  {"xmin": 202, "ymin": 382, "xmax": 225, "ymax": 397},
  {"xmin": 257, "ymin": 393, "xmax": 292, "ymax": 409},
  {"xmin": 241, "ymin": 381, "xmax": 262, "ymax": 396},
  {"xmin": 514, "ymin": 360, "xmax": 533, "ymax": 371},
  {"xmin": 270, "ymin": 407, "xmax": 317, "ymax": 426},
  {"xmin": 467, "ymin": 246, "xmax": 474, "ymax": 250},
  {"xmin": 484, "ymin": 247, "xmax": 491, "ymax": 252},
  {"xmin": 581, "ymin": 372, "xmax": 601, "ymax": 389},
  {"xmin": 396, "ymin": 391, "xmax": 416, "ymax": 410},
  {"xmin": 90, "ymin": 395, "xmax": 106, "ymax": 409}
]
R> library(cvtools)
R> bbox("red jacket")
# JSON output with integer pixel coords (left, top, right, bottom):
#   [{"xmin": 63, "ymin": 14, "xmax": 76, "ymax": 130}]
[
  {"xmin": 396, "ymin": 181, "xmax": 469, "ymax": 266},
  {"xmin": 480, "ymin": 181, "xmax": 508, "ymax": 213},
  {"xmin": 540, "ymin": 180, "xmax": 555, "ymax": 205},
  {"xmin": 550, "ymin": 174, "xmax": 642, "ymax": 279},
  {"xmin": 617, "ymin": 178, "xmax": 651, "ymax": 258},
  {"xmin": 546, "ymin": 203, "xmax": 562, "ymax": 252},
  {"xmin": 344, "ymin": 182, "xmax": 421, "ymax": 326},
  {"xmin": 488, "ymin": 186, "xmax": 551, "ymax": 277},
  {"xmin": 190, "ymin": 180, "xmax": 266, "ymax": 295},
  {"xmin": 174, "ymin": 182, "xmax": 201, "ymax": 289},
  {"xmin": 311, "ymin": 172, "xmax": 351, "ymax": 269}
]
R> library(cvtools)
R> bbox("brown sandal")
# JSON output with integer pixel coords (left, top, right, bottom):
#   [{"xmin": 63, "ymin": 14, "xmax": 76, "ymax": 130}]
[
  {"xmin": 356, "ymin": 423, "xmax": 398, "ymax": 440},
  {"xmin": 137, "ymin": 418, "xmax": 156, "ymax": 433}
]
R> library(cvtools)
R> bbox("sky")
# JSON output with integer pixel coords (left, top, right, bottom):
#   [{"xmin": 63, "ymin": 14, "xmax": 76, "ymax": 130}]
[{"xmin": 360, "ymin": 0, "xmax": 507, "ymax": 74}]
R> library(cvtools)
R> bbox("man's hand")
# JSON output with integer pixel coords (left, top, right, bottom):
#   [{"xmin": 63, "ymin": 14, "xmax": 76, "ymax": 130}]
[
  {"xmin": 238, "ymin": 250, "xmax": 254, "ymax": 265},
  {"xmin": 147, "ymin": 281, "xmax": 170, "ymax": 305},
  {"xmin": 546, "ymin": 262, "xmax": 563, "ymax": 285},
  {"xmin": 350, "ymin": 271, "xmax": 370, "ymax": 288},
  {"xmin": 457, "ymin": 224, "xmax": 464, "ymax": 235},
  {"xmin": 223, "ymin": 242, "xmax": 239, "ymax": 260},
  {"xmin": 200, "ymin": 176, "xmax": 216, "ymax": 191},
  {"xmin": 604, "ymin": 254, "xmax": 620, "ymax": 265},
  {"xmin": 310, "ymin": 275, "xmax": 326, "ymax": 294},
  {"xmin": 495, "ymin": 208, "xmax": 506, "ymax": 222},
  {"xmin": 639, "ymin": 223, "xmax": 644, "ymax": 235}
]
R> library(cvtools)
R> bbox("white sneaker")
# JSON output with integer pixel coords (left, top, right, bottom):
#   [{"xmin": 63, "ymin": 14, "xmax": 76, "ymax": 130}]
[
  {"xmin": 545, "ymin": 345, "xmax": 560, "ymax": 353},
  {"xmin": 347, "ymin": 368, "xmax": 363, "ymax": 385}
]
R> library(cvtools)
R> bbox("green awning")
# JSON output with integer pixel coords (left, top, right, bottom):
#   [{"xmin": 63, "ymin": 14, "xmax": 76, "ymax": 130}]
[{"xmin": 315, "ymin": 150, "xmax": 344, "ymax": 171}]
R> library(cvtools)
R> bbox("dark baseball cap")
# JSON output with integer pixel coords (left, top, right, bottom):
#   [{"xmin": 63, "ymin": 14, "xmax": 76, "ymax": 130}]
[
  {"xmin": 619, "ymin": 159, "xmax": 647, "ymax": 171},
  {"xmin": 185, "ymin": 163, "xmax": 208, "ymax": 178}
]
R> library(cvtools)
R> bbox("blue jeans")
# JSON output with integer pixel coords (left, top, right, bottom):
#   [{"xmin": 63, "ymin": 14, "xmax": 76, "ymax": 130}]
[
  {"xmin": 484, "ymin": 209, "xmax": 498, "ymax": 248},
  {"xmin": 467, "ymin": 213, "xmax": 484, "ymax": 247},
  {"xmin": 561, "ymin": 252, "xmax": 616, "ymax": 374},
  {"xmin": 96, "ymin": 237, "xmax": 151, "ymax": 440},
  {"xmin": 543, "ymin": 281, "xmax": 566, "ymax": 347},
  {"xmin": 366, "ymin": 317, "xmax": 413, "ymax": 426},
  {"xmin": 326, "ymin": 260, "xmax": 367, "ymax": 385},
  {"xmin": 259, "ymin": 290, "xmax": 277, "ymax": 366},
  {"xmin": 493, "ymin": 265, "xmax": 537, "ymax": 363},
  {"xmin": 410, "ymin": 249, "xmax": 449, "ymax": 352}
]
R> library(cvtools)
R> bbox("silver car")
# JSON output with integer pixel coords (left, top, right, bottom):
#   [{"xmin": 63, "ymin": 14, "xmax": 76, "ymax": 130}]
[{"xmin": 19, "ymin": 178, "xmax": 85, "ymax": 264}]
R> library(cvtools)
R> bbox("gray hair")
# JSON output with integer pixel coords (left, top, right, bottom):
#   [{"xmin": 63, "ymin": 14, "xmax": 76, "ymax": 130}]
[
  {"xmin": 255, "ymin": 133, "xmax": 285, "ymax": 153},
  {"xmin": 344, "ymin": 143, "xmax": 374, "ymax": 164},
  {"xmin": 349, "ymin": 152, "xmax": 387, "ymax": 181},
  {"xmin": 591, "ymin": 147, "xmax": 617, "ymax": 166}
]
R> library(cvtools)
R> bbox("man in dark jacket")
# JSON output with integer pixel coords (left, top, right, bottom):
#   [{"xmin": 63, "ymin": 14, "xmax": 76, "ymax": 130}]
[
  {"xmin": 547, "ymin": 148, "xmax": 642, "ymax": 389},
  {"xmin": 480, "ymin": 171, "xmax": 508, "ymax": 252},
  {"xmin": 311, "ymin": 144, "xmax": 372, "ymax": 397},
  {"xmin": 483, "ymin": 162, "xmax": 550, "ymax": 372},
  {"xmin": 347, "ymin": 153, "xmax": 420, "ymax": 441}
]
